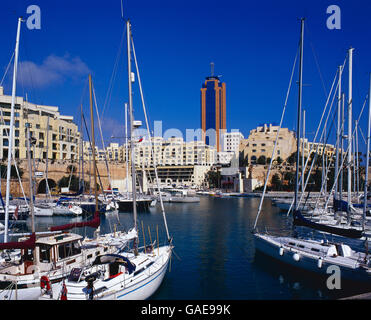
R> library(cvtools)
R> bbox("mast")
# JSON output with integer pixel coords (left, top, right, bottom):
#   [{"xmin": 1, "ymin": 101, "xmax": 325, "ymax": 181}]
[
  {"xmin": 125, "ymin": 102, "xmax": 129, "ymax": 198},
  {"xmin": 88, "ymin": 75, "xmax": 99, "ymax": 213},
  {"xmin": 295, "ymin": 18, "xmax": 304, "ymax": 211},
  {"xmin": 45, "ymin": 116, "xmax": 51, "ymax": 198},
  {"xmin": 26, "ymin": 123, "xmax": 35, "ymax": 233},
  {"xmin": 127, "ymin": 19, "xmax": 137, "ymax": 231},
  {"xmin": 80, "ymin": 103, "xmax": 85, "ymax": 193},
  {"xmin": 4, "ymin": 17, "xmax": 23, "ymax": 243},
  {"xmin": 335, "ymin": 65, "xmax": 342, "ymax": 199},
  {"xmin": 347, "ymin": 47, "xmax": 354, "ymax": 215},
  {"xmin": 364, "ymin": 74, "xmax": 371, "ymax": 232},
  {"xmin": 302, "ymin": 109, "xmax": 305, "ymax": 193},
  {"xmin": 340, "ymin": 93, "xmax": 345, "ymax": 201}
]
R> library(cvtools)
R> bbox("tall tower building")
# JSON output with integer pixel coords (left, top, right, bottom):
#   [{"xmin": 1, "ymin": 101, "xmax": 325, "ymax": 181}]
[{"xmin": 200, "ymin": 63, "xmax": 226, "ymax": 152}]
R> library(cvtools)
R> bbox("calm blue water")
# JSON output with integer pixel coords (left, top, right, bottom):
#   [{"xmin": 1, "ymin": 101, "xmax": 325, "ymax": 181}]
[{"xmin": 4, "ymin": 196, "xmax": 371, "ymax": 300}]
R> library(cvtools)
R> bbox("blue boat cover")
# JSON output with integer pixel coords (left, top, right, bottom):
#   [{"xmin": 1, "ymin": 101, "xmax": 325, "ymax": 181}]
[
  {"xmin": 92, "ymin": 254, "xmax": 136, "ymax": 274},
  {"xmin": 293, "ymin": 210, "xmax": 363, "ymax": 239}
]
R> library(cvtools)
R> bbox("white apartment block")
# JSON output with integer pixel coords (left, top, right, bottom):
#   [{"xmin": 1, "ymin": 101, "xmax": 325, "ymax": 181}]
[
  {"xmin": 0, "ymin": 86, "xmax": 79, "ymax": 161},
  {"xmin": 221, "ymin": 131, "xmax": 244, "ymax": 153},
  {"xmin": 123, "ymin": 136, "xmax": 217, "ymax": 167}
]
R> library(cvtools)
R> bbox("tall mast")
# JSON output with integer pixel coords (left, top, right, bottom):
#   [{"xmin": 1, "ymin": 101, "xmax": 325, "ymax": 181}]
[
  {"xmin": 335, "ymin": 65, "xmax": 342, "ymax": 199},
  {"xmin": 45, "ymin": 116, "xmax": 51, "ymax": 198},
  {"xmin": 302, "ymin": 109, "xmax": 305, "ymax": 193},
  {"xmin": 364, "ymin": 74, "xmax": 371, "ymax": 232},
  {"xmin": 125, "ymin": 102, "xmax": 129, "ymax": 198},
  {"xmin": 127, "ymin": 19, "xmax": 137, "ymax": 231},
  {"xmin": 347, "ymin": 47, "xmax": 354, "ymax": 215},
  {"xmin": 26, "ymin": 123, "xmax": 35, "ymax": 233},
  {"xmin": 80, "ymin": 103, "xmax": 85, "ymax": 193},
  {"xmin": 88, "ymin": 75, "xmax": 99, "ymax": 213},
  {"xmin": 340, "ymin": 93, "xmax": 345, "ymax": 201},
  {"xmin": 4, "ymin": 18, "xmax": 23, "ymax": 243},
  {"xmin": 295, "ymin": 18, "xmax": 304, "ymax": 211}
]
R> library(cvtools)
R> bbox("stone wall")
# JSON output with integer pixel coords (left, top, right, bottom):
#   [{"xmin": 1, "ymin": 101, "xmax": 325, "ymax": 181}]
[{"xmin": 0, "ymin": 160, "xmax": 128, "ymax": 197}]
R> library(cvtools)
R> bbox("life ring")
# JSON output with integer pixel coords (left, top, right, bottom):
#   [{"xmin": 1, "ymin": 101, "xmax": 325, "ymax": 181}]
[
  {"xmin": 68, "ymin": 205, "xmax": 72, "ymax": 209},
  {"xmin": 40, "ymin": 276, "xmax": 51, "ymax": 291}
]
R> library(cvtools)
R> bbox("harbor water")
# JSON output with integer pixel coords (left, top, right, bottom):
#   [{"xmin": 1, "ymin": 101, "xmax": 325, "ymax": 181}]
[{"xmin": 4, "ymin": 195, "xmax": 370, "ymax": 300}]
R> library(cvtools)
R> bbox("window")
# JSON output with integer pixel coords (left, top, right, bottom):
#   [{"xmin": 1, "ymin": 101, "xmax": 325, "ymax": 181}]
[
  {"xmin": 39, "ymin": 244, "xmax": 52, "ymax": 263},
  {"xmin": 58, "ymin": 242, "xmax": 81, "ymax": 260}
]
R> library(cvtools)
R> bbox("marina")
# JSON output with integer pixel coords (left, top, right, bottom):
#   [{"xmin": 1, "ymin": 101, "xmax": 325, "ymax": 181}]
[
  {"xmin": 1, "ymin": 195, "xmax": 370, "ymax": 300},
  {"xmin": 0, "ymin": 0, "xmax": 371, "ymax": 303}
]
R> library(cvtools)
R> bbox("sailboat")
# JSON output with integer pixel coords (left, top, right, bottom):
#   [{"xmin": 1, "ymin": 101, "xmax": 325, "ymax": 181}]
[
  {"xmin": 0, "ymin": 20, "xmax": 137, "ymax": 300},
  {"xmin": 41, "ymin": 17, "xmax": 173, "ymax": 301},
  {"xmin": 253, "ymin": 18, "xmax": 371, "ymax": 284}
]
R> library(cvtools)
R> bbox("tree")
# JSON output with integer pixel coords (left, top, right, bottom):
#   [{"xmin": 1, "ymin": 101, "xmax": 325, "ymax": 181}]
[
  {"xmin": 206, "ymin": 171, "xmax": 221, "ymax": 189},
  {"xmin": 271, "ymin": 173, "xmax": 283, "ymax": 191}
]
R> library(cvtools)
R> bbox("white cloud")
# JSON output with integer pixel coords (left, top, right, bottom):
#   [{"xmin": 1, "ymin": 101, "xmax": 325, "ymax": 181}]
[{"xmin": 16, "ymin": 54, "xmax": 91, "ymax": 88}]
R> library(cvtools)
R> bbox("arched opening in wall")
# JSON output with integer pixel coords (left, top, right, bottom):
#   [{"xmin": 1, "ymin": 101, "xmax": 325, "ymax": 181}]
[{"xmin": 37, "ymin": 179, "xmax": 57, "ymax": 194}]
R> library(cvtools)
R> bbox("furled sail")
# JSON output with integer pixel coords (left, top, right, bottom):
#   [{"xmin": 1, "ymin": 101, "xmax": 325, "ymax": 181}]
[
  {"xmin": 49, "ymin": 211, "xmax": 100, "ymax": 232},
  {"xmin": 92, "ymin": 254, "xmax": 136, "ymax": 274},
  {"xmin": 293, "ymin": 210, "xmax": 363, "ymax": 239},
  {"xmin": 0, "ymin": 233, "xmax": 36, "ymax": 250},
  {"xmin": 333, "ymin": 197, "xmax": 349, "ymax": 213}
]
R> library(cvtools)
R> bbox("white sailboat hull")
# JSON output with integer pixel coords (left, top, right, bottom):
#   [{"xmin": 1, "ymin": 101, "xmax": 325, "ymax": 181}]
[
  {"xmin": 43, "ymin": 245, "xmax": 171, "ymax": 300},
  {"xmin": 254, "ymin": 233, "xmax": 371, "ymax": 283}
]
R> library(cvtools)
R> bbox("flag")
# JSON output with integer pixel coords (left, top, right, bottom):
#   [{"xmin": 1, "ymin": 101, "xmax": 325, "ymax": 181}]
[
  {"xmin": 60, "ymin": 281, "xmax": 68, "ymax": 300},
  {"xmin": 13, "ymin": 206, "xmax": 18, "ymax": 220},
  {"xmin": 138, "ymin": 137, "xmax": 143, "ymax": 143}
]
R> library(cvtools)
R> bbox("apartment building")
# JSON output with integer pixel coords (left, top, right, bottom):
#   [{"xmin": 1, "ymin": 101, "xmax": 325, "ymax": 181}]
[
  {"xmin": 0, "ymin": 86, "xmax": 79, "ymax": 161},
  {"xmin": 239, "ymin": 124, "xmax": 297, "ymax": 164}
]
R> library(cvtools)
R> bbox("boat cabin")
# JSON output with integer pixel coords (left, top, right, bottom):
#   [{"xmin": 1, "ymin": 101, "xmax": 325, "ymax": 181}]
[
  {"xmin": 18, "ymin": 233, "xmax": 84, "ymax": 274},
  {"xmin": 285, "ymin": 238, "xmax": 353, "ymax": 258}
]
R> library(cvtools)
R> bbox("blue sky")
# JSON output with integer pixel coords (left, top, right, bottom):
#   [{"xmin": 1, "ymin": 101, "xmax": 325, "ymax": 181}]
[{"xmin": 1, "ymin": 0, "xmax": 371, "ymax": 148}]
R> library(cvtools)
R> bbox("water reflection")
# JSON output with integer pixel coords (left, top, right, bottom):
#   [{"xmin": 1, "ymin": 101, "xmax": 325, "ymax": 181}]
[{"xmin": 1, "ymin": 196, "xmax": 369, "ymax": 299}]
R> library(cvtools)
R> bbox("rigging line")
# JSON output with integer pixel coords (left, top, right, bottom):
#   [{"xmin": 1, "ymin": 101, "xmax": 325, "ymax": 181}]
[
  {"xmin": 324, "ymin": 99, "xmax": 368, "ymax": 211},
  {"xmin": 131, "ymin": 34, "xmax": 171, "ymax": 241},
  {"xmin": 312, "ymin": 105, "xmax": 337, "ymax": 211},
  {"xmin": 0, "ymin": 104, "xmax": 28, "ymax": 205},
  {"xmin": 21, "ymin": 31, "xmax": 42, "ymax": 106},
  {"xmin": 291, "ymin": 54, "xmax": 348, "ymax": 211},
  {"xmin": 287, "ymin": 64, "xmax": 342, "ymax": 216},
  {"xmin": 101, "ymin": 25, "xmax": 127, "ymax": 120},
  {"xmin": 306, "ymin": 22, "xmax": 328, "ymax": 98},
  {"xmin": 311, "ymin": 80, "xmax": 338, "ymax": 200},
  {"xmin": 81, "ymin": 112, "xmax": 105, "ymax": 198},
  {"xmin": 0, "ymin": 51, "xmax": 15, "ymax": 87},
  {"xmin": 92, "ymin": 83, "xmax": 113, "ymax": 201},
  {"xmin": 358, "ymin": 123, "xmax": 367, "ymax": 145},
  {"xmin": 253, "ymin": 44, "xmax": 299, "ymax": 231}
]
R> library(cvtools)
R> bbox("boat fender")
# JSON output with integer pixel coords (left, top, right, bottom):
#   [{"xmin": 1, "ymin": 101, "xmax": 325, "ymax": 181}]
[
  {"xmin": 40, "ymin": 276, "xmax": 51, "ymax": 291},
  {"xmin": 293, "ymin": 253, "xmax": 300, "ymax": 262},
  {"xmin": 318, "ymin": 258, "xmax": 323, "ymax": 268},
  {"xmin": 279, "ymin": 247, "xmax": 284, "ymax": 256}
]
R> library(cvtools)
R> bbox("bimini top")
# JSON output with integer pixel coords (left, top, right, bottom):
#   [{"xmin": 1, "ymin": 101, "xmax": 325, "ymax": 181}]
[{"xmin": 92, "ymin": 254, "xmax": 136, "ymax": 274}]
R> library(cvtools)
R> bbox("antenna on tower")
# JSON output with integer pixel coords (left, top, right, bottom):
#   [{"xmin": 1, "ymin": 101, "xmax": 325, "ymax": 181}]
[{"xmin": 210, "ymin": 62, "xmax": 214, "ymax": 77}]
